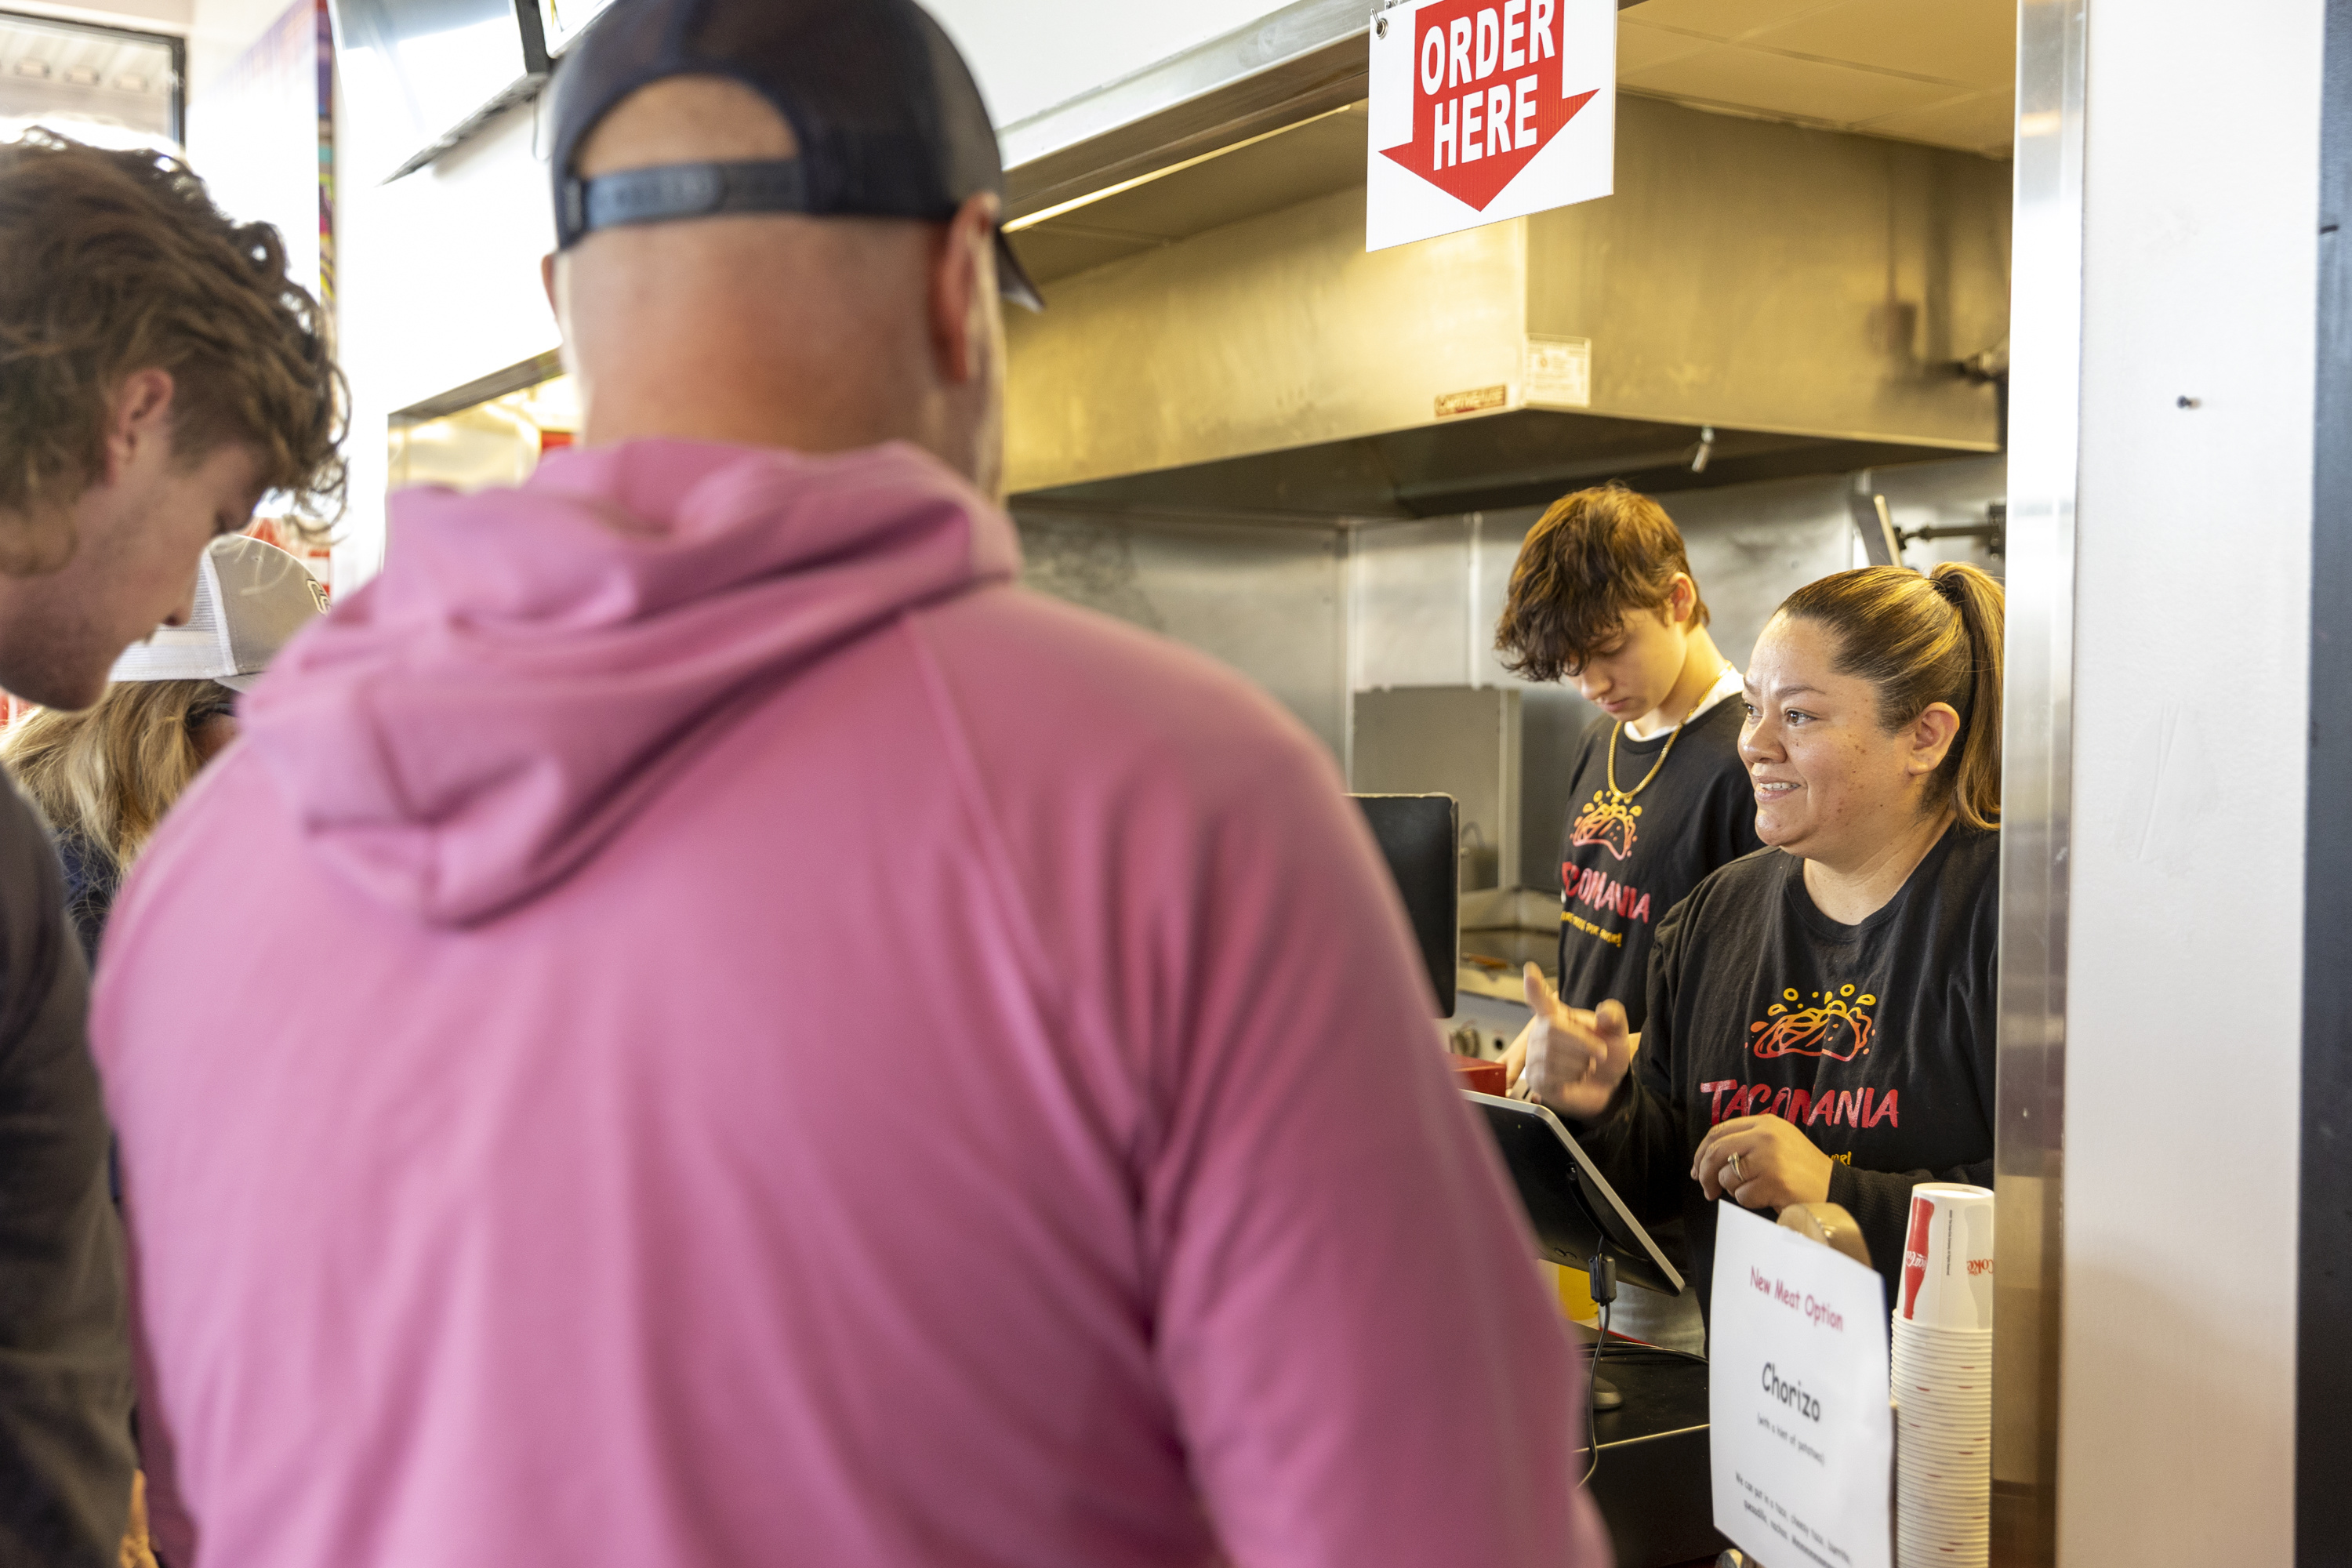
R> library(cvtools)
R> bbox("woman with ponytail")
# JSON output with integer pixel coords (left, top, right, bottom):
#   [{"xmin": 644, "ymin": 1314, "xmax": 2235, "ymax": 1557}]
[{"xmin": 1512, "ymin": 561, "xmax": 2003, "ymax": 1311}]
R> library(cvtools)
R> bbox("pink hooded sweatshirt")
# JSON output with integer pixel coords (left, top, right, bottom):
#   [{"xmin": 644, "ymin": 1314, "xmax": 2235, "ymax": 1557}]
[{"xmin": 92, "ymin": 441, "xmax": 1608, "ymax": 1568}]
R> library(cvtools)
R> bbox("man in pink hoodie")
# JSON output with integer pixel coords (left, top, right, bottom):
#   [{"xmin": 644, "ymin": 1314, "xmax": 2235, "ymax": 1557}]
[{"xmin": 93, "ymin": 3, "xmax": 1610, "ymax": 1565}]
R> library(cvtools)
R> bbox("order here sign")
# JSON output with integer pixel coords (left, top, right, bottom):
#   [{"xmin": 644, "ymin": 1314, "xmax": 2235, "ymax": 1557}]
[{"xmin": 1366, "ymin": 0, "xmax": 1615, "ymax": 252}]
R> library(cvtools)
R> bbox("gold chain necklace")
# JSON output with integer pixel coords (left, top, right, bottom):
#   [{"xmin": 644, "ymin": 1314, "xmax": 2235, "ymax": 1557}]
[{"xmin": 1604, "ymin": 663, "xmax": 1733, "ymax": 803}]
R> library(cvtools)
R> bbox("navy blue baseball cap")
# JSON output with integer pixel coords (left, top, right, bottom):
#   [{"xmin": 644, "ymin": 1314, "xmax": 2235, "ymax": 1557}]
[{"xmin": 549, "ymin": 0, "xmax": 1043, "ymax": 310}]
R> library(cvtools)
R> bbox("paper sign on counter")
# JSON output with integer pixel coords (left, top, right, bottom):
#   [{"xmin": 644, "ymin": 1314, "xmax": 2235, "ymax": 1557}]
[{"xmin": 1710, "ymin": 1203, "xmax": 1892, "ymax": 1568}]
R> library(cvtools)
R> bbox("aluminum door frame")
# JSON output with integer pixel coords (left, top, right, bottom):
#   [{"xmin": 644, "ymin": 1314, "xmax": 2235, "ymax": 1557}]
[
  {"xmin": 2301, "ymin": 2, "xmax": 2352, "ymax": 1561},
  {"xmin": 1994, "ymin": 0, "xmax": 2084, "ymax": 1562}
]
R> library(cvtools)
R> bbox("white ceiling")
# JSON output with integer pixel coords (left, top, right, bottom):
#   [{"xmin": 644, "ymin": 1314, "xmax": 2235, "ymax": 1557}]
[
  {"xmin": 0, "ymin": 0, "xmax": 188, "ymax": 38},
  {"xmin": 1621, "ymin": 0, "xmax": 2016, "ymax": 159},
  {"xmin": 0, "ymin": 12, "xmax": 177, "ymax": 140}
]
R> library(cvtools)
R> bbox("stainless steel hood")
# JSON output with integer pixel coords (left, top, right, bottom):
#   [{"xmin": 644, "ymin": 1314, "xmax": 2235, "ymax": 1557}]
[{"xmin": 1005, "ymin": 95, "xmax": 2011, "ymax": 519}]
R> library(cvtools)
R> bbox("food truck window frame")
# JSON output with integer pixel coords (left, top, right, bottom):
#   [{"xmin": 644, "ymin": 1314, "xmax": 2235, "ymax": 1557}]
[
  {"xmin": 2303, "ymin": 3, "xmax": 2352, "ymax": 1558},
  {"xmin": 1996, "ymin": 0, "xmax": 2082, "ymax": 1563}
]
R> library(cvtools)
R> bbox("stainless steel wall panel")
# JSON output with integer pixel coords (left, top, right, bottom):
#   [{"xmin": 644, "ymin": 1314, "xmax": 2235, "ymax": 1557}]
[
  {"xmin": 1013, "ymin": 509, "xmax": 1349, "ymax": 760},
  {"xmin": 1994, "ymin": 0, "xmax": 2083, "ymax": 1560},
  {"xmin": 1524, "ymin": 96, "xmax": 2013, "ymax": 448},
  {"xmin": 1004, "ymin": 185, "xmax": 1529, "ymax": 495},
  {"xmin": 1006, "ymin": 96, "xmax": 2011, "ymax": 501},
  {"xmin": 1351, "ymin": 519, "xmax": 1480, "ymax": 691},
  {"xmin": 1352, "ymin": 687, "xmax": 1523, "ymax": 890},
  {"xmin": 1875, "ymin": 454, "xmax": 2012, "ymax": 577},
  {"xmin": 1629, "ymin": 476, "xmax": 1864, "ymax": 666}
]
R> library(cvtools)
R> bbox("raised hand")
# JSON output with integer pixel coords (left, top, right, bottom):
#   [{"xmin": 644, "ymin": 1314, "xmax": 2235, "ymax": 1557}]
[{"xmin": 1507, "ymin": 963, "xmax": 1636, "ymax": 1121}]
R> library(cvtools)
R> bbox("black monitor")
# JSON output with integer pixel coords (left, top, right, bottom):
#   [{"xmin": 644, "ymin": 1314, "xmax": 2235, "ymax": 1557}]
[
  {"xmin": 1350, "ymin": 793, "xmax": 1457, "ymax": 1016},
  {"xmin": 1467, "ymin": 1092, "xmax": 1684, "ymax": 1297}
]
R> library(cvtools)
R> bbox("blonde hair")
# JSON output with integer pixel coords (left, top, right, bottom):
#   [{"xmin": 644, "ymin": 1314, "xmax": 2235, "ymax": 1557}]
[
  {"xmin": 1777, "ymin": 562, "xmax": 2004, "ymax": 830},
  {"xmin": 2, "ymin": 679, "xmax": 232, "ymax": 871}
]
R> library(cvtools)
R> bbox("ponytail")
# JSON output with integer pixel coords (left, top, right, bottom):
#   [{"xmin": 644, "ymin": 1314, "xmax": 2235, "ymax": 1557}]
[
  {"xmin": 1778, "ymin": 562, "xmax": 2005, "ymax": 829},
  {"xmin": 1926, "ymin": 563, "xmax": 2003, "ymax": 829}
]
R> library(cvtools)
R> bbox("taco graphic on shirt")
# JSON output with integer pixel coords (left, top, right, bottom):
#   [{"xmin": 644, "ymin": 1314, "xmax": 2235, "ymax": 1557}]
[
  {"xmin": 1569, "ymin": 790, "xmax": 1639, "ymax": 861},
  {"xmin": 1750, "ymin": 985, "xmax": 1878, "ymax": 1062}
]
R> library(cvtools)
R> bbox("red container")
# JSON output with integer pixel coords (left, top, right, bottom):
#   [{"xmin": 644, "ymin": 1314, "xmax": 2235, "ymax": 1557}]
[{"xmin": 1450, "ymin": 1056, "xmax": 1507, "ymax": 1096}]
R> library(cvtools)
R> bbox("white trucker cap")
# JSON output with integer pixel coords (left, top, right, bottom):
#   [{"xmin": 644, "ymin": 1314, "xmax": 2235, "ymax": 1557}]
[{"xmin": 110, "ymin": 535, "xmax": 329, "ymax": 692}]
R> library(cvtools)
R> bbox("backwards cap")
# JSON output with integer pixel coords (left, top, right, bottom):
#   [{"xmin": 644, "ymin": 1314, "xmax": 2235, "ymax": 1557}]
[{"xmin": 548, "ymin": 0, "xmax": 1043, "ymax": 310}]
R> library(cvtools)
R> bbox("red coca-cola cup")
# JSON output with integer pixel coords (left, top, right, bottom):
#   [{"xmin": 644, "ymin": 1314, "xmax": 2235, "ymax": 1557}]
[{"xmin": 1896, "ymin": 1182, "xmax": 1994, "ymax": 1330}]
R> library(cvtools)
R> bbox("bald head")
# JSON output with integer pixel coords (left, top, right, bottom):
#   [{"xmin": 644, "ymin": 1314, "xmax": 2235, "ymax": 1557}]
[{"xmin": 544, "ymin": 76, "xmax": 1006, "ymax": 495}]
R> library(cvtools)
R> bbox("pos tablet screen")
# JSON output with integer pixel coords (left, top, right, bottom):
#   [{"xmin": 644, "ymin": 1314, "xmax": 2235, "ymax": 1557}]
[
  {"xmin": 1348, "ymin": 793, "xmax": 1457, "ymax": 1016},
  {"xmin": 1467, "ymin": 1091, "xmax": 1686, "ymax": 1298}
]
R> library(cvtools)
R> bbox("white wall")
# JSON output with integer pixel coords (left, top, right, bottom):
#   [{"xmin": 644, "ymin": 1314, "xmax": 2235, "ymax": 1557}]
[
  {"xmin": 328, "ymin": 93, "xmax": 556, "ymax": 583},
  {"xmin": 184, "ymin": 0, "xmax": 292, "ymax": 97},
  {"xmin": 2058, "ymin": 1, "xmax": 2318, "ymax": 1560},
  {"xmin": 334, "ymin": 99, "xmax": 557, "ymax": 417}
]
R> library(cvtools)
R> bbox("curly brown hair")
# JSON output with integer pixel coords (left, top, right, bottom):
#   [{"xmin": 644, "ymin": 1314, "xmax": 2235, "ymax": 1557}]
[
  {"xmin": 1494, "ymin": 484, "xmax": 1710, "ymax": 683},
  {"xmin": 0, "ymin": 130, "xmax": 345, "ymax": 542}
]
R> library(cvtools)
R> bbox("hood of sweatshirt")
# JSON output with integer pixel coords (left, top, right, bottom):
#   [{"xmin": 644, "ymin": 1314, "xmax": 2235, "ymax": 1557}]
[{"xmin": 240, "ymin": 439, "xmax": 1020, "ymax": 927}]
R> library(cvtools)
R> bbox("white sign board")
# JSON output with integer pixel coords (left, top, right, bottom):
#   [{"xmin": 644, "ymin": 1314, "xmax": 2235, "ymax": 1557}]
[
  {"xmin": 1709, "ymin": 1203, "xmax": 1893, "ymax": 1568},
  {"xmin": 1366, "ymin": 0, "xmax": 1615, "ymax": 252}
]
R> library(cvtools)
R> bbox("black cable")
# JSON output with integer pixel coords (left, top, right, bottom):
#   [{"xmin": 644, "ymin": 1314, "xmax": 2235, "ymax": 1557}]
[
  {"xmin": 1580, "ymin": 1253, "xmax": 1620, "ymax": 1489},
  {"xmin": 1580, "ymin": 1298, "xmax": 1610, "ymax": 1488}
]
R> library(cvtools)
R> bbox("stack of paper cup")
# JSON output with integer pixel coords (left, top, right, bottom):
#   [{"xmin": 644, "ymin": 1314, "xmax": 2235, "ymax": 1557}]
[{"xmin": 1890, "ymin": 1182, "xmax": 1994, "ymax": 1568}]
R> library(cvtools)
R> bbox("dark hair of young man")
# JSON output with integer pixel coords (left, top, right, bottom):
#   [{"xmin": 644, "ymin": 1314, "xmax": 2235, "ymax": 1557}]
[{"xmin": 1494, "ymin": 482, "xmax": 1712, "ymax": 683}]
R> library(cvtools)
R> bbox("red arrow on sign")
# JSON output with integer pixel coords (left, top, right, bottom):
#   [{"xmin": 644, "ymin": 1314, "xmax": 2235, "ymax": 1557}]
[{"xmin": 1381, "ymin": 0, "xmax": 1598, "ymax": 212}]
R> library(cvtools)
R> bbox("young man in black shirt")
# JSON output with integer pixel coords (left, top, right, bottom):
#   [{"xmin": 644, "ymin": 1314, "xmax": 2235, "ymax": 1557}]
[
  {"xmin": 0, "ymin": 134, "xmax": 342, "ymax": 1565},
  {"xmin": 1494, "ymin": 485, "xmax": 1758, "ymax": 1345},
  {"xmin": 1494, "ymin": 485, "xmax": 1759, "ymax": 1051}
]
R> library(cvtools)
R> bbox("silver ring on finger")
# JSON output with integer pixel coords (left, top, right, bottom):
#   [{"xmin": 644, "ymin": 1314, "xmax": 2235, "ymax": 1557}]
[{"xmin": 1727, "ymin": 1151, "xmax": 1744, "ymax": 1185}]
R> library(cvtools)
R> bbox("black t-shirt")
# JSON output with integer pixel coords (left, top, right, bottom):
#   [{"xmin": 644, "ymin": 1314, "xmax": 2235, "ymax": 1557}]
[
  {"xmin": 1577, "ymin": 822, "xmax": 1999, "ymax": 1315},
  {"xmin": 55, "ymin": 834, "xmax": 118, "ymax": 967},
  {"xmin": 0, "ymin": 774, "xmax": 134, "ymax": 1564},
  {"xmin": 1555, "ymin": 695, "xmax": 1760, "ymax": 1032}
]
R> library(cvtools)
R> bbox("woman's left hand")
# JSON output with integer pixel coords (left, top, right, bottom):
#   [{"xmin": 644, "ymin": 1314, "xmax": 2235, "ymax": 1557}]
[{"xmin": 1692, "ymin": 1115, "xmax": 1835, "ymax": 1211}]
